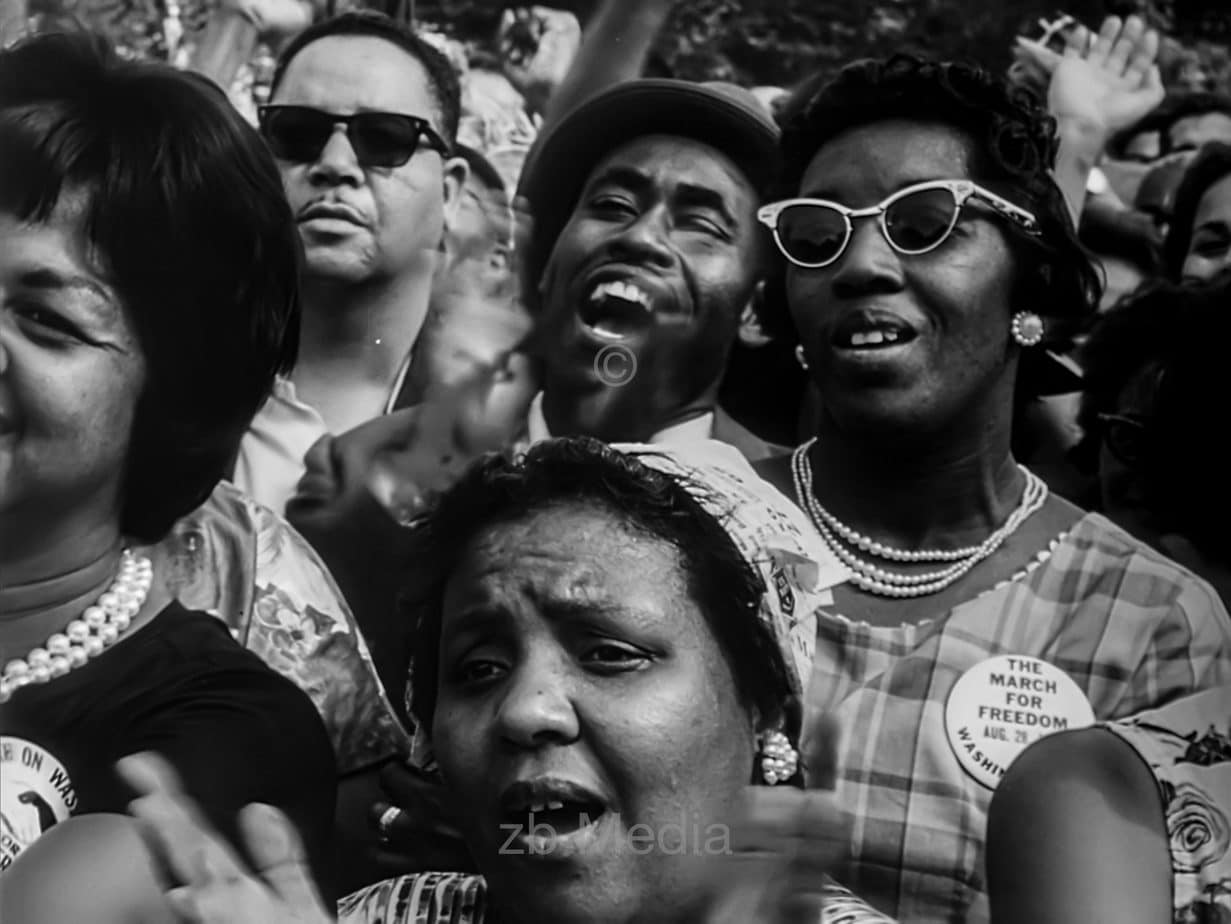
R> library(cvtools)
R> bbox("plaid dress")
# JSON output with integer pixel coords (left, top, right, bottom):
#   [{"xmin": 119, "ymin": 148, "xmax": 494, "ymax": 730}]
[{"xmin": 809, "ymin": 512, "xmax": 1231, "ymax": 923}]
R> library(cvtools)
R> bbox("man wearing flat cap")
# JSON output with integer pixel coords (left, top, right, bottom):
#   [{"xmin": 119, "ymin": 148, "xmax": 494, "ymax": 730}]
[{"xmin": 518, "ymin": 77, "xmax": 784, "ymax": 458}]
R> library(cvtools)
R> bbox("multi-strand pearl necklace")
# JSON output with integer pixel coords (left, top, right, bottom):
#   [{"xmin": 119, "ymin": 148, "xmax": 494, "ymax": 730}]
[
  {"xmin": 791, "ymin": 439, "xmax": 1047, "ymax": 598},
  {"xmin": 0, "ymin": 550, "xmax": 153, "ymax": 705}
]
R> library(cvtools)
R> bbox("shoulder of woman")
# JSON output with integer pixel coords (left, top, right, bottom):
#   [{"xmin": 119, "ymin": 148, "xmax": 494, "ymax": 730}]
[
  {"xmin": 1, "ymin": 814, "xmax": 173, "ymax": 924},
  {"xmin": 1067, "ymin": 512, "xmax": 1230, "ymax": 619},
  {"xmin": 992, "ymin": 727, "xmax": 1161, "ymax": 824}
]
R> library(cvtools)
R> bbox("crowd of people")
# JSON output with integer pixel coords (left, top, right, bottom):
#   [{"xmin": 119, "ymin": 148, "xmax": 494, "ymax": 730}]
[{"xmin": 2, "ymin": 2, "xmax": 1231, "ymax": 923}]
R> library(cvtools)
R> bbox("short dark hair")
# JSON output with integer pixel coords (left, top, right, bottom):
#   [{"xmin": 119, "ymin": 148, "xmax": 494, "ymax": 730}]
[
  {"xmin": 764, "ymin": 56, "xmax": 1102, "ymax": 373},
  {"xmin": 1151, "ymin": 91, "xmax": 1231, "ymax": 154},
  {"xmin": 0, "ymin": 32, "xmax": 300, "ymax": 542},
  {"xmin": 270, "ymin": 10, "xmax": 461, "ymax": 146},
  {"xmin": 405, "ymin": 438, "xmax": 795, "ymax": 748},
  {"xmin": 1163, "ymin": 141, "xmax": 1231, "ymax": 279}
]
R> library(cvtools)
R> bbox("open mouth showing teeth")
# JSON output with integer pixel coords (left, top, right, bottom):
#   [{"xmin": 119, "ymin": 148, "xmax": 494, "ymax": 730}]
[
  {"xmin": 834, "ymin": 327, "xmax": 916, "ymax": 349},
  {"xmin": 579, "ymin": 280, "xmax": 652, "ymax": 341},
  {"xmin": 505, "ymin": 801, "xmax": 607, "ymax": 835}
]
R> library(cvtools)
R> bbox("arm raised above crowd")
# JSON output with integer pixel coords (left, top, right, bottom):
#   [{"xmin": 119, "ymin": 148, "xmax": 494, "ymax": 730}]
[
  {"xmin": 533, "ymin": 0, "xmax": 676, "ymax": 136},
  {"xmin": 1015, "ymin": 14, "xmax": 1164, "ymax": 224}
]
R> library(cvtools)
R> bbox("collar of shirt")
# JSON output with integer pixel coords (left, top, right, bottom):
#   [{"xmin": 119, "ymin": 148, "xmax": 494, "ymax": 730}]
[
  {"xmin": 234, "ymin": 358, "xmax": 412, "ymax": 514},
  {"xmin": 526, "ymin": 392, "xmax": 715, "ymax": 446}
]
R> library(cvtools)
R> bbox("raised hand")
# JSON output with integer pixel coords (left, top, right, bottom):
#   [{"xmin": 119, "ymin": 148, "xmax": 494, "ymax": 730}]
[
  {"xmin": 118, "ymin": 753, "xmax": 334, "ymax": 924},
  {"xmin": 1015, "ymin": 14, "xmax": 1165, "ymax": 137},
  {"xmin": 497, "ymin": 6, "xmax": 582, "ymax": 114}
]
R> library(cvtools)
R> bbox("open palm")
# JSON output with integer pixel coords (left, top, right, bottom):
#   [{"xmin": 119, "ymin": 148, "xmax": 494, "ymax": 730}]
[{"xmin": 1015, "ymin": 15, "xmax": 1164, "ymax": 137}]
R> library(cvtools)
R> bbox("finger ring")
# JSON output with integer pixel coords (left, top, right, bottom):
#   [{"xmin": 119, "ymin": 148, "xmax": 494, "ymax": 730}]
[{"xmin": 377, "ymin": 805, "xmax": 403, "ymax": 842}]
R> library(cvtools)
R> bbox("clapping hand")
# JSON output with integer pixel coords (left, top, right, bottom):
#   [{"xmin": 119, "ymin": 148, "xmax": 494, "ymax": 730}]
[
  {"xmin": 118, "ymin": 753, "xmax": 333, "ymax": 924},
  {"xmin": 1014, "ymin": 14, "xmax": 1165, "ymax": 139},
  {"xmin": 704, "ymin": 716, "xmax": 854, "ymax": 924}
]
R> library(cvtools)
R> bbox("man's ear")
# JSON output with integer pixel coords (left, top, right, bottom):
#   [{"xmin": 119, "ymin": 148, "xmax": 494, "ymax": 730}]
[
  {"xmin": 440, "ymin": 154, "xmax": 470, "ymax": 232},
  {"xmin": 737, "ymin": 281, "xmax": 772, "ymax": 348}
]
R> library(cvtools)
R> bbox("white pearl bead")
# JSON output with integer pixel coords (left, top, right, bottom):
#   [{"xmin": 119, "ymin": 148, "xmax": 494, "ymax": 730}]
[
  {"xmin": 112, "ymin": 612, "xmax": 132, "ymax": 631},
  {"xmin": 3, "ymin": 659, "xmax": 30, "ymax": 678},
  {"xmin": 47, "ymin": 634, "xmax": 71, "ymax": 656},
  {"xmin": 84, "ymin": 606, "xmax": 107, "ymax": 629},
  {"xmin": 99, "ymin": 592, "xmax": 120, "ymax": 611},
  {"xmin": 27, "ymin": 648, "xmax": 50, "ymax": 668},
  {"xmin": 32, "ymin": 665, "xmax": 51, "ymax": 683},
  {"xmin": 84, "ymin": 637, "xmax": 104, "ymax": 656},
  {"xmin": 100, "ymin": 624, "xmax": 119, "ymax": 644},
  {"xmin": 67, "ymin": 620, "xmax": 90, "ymax": 643},
  {"xmin": 49, "ymin": 656, "xmax": 70, "ymax": 677},
  {"xmin": 68, "ymin": 647, "xmax": 89, "ymax": 668}
]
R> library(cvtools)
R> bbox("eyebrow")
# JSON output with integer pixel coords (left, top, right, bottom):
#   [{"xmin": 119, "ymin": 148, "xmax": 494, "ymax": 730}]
[
  {"xmin": 19, "ymin": 267, "xmax": 117, "ymax": 319},
  {"xmin": 586, "ymin": 166, "xmax": 739, "ymax": 228},
  {"xmin": 674, "ymin": 183, "xmax": 738, "ymax": 228},
  {"xmin": 585, "ymin": 165, "xmax": 654, "ymax": 198}
]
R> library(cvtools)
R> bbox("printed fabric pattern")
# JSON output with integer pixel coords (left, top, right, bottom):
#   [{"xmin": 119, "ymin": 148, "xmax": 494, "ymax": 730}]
[
  {"xmin": 164, "ymin": 481, "xmax": 411, "ymax": 773},
  {"xmin": 1103, "ymin": 685, "xmax": 1231, "ymax": 922}
]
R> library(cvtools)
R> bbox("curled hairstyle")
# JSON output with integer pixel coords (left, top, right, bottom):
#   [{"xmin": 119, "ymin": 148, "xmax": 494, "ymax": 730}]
[
  {"xmin": 764, "ymin": 56, "xmax": 1102, "ymax": 384},
  {"xmin": 1163, "ymin": 141, "xmax": 1231, "ymax": 279},
  {"xmin": 0, "ymin": 32, "xmax": 300, "ymax": 541},
  {"xmin": 405, "ymin": 438, "xmax": 796, "ymax": 747},
  {"xmin": 270, "ymin": 10, "xmax": 462, "ymax": 147}
]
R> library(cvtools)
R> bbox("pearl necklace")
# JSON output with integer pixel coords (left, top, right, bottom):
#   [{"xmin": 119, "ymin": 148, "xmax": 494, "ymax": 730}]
[
  {"xmin": 0, "ymin": 551, "xmax": 153, "ymax": 704},
  {"xmin": 791, "ymin": 440, "xmax": 1048, "ymax": 598}
]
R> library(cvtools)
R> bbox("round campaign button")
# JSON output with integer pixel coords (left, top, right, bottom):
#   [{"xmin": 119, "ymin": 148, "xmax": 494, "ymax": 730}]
[
  {"xmin": 944, "ymin": 655, "xmax": 1095, "ymax": 790},
  {"xmin": 1, "ymin": 736, "xmax": 77, "ymax": 871}
]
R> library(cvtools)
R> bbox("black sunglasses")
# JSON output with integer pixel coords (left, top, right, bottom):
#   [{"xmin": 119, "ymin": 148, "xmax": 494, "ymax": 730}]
[{"xmin": 258, "ymin": 105, "xmax": 450, "ymax": 168}]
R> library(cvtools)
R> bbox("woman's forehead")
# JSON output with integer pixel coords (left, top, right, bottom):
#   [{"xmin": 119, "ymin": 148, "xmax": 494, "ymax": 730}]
[
  {"xmin": 443, "ymin": 505, "xmax": 689, "ymax": 616},
  {"xmin": 800, "ymin": 120, "xmax": 977, "ymax": 198}
]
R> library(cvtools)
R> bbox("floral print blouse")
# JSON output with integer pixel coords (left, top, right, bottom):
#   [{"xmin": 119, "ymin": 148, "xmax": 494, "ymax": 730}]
[{"xmin": 1103, "ymin": 684, "xmax": 1231, "ymax": 922}]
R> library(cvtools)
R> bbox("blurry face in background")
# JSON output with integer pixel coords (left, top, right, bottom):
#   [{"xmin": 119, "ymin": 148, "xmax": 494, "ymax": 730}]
[
  {"xmin": 404, "ymin": 174, "xmax": 529, "ymax": 400},
  {"xmin": 1121, "ymin": 130, "xmax": 1161, "ymax": 163},
  {"xmin": 1181, "ymin": 173, "xmax": 1231, "ymax": 282},
  {"xmin": 1168, "ymin": 111, "xmax": 1231, "ymax": 154},
  {"xmin": 272, "ymin": 35, "xmax": 464, "ymax": 286},
  {"xmin": 0, "ymin": 198, "xmax": 146, "ymax": 540}
]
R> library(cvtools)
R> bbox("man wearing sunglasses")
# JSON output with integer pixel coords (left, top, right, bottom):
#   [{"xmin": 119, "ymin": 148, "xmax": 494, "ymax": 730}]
[{"xmin": 233, "ymin": 10, "xmax": 469, "ymax": 515}]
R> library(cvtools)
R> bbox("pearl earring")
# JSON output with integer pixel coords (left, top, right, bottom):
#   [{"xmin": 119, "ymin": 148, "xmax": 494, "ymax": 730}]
[
  {"xmin": 759, "ymin": 730, "xmax": 800, "ymax": 785},
  {"xmin": 1011, "ymin": 311, "xmax": 1045, "ymax": 347},
  {"xmin": 794, "ymin": 345, "xmax": 809, "ymax": 370}
]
